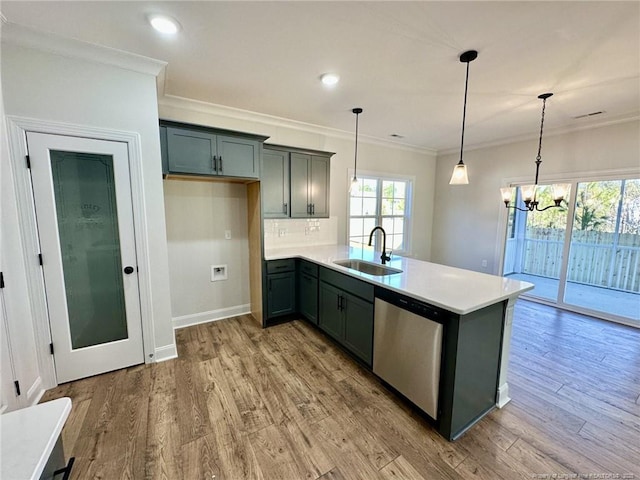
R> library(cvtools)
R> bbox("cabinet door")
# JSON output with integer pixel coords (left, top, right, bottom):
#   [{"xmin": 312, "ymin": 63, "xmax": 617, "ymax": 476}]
[
  {"xmin": 290, "ymin": 153, "xmax": 310, "ymax": 217},
  {"xmin": 166, "ymin": 127, "xmax": 217, "ymax": 175},
  {"xmin": 299, "ymin": 272, "xmax": 318, "ymax": 324},
  {"xmin": 262, "ymin": 149, "xmax": 290, "ymax": 218},
  {"xmin": 267, "ymin": 272, "xmax": 295, "ymax": 318},
  {"xmin": 310, "ymin": 155, "xmax": 330, "ymax": 217},
  {"xmin": 343, "ymin": 293, "xmax": 374, "ymax": 365},
  {"xmin": 159, "ymin": 126, "xmax": 169, "ymax": 174},
  {"xmin": 217, "ymin": 135, "xmax": 260, "ymax": 178},
  {"xmin": 319, "ymin": 282, "xmax": 344, "ymax": 341}
]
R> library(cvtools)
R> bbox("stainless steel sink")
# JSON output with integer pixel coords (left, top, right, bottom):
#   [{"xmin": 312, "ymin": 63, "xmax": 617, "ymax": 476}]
[{"xmin": 334, "ymin": 259, "xmax": 402, "ymax": 276}]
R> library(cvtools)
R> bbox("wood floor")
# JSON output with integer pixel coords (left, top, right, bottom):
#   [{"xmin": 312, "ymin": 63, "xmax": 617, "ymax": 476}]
[{"xmin": 41, "ymin": 300, "xmax": 640, "ymax": 480}]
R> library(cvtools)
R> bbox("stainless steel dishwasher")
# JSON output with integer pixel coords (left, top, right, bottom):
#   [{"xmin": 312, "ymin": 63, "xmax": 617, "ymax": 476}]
[{"xmin": 373, "ymin": 292, "xmax": 444, "ymax": 420}]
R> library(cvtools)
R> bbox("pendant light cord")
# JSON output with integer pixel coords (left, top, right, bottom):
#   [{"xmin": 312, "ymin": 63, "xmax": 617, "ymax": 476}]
[
  {"xmin": 459, "ymin": 59, "xmax": 470, "ymax": 164},
  {"xmin": 354, "ymin": 111, "xmax": 359, "ymax": 177},
  {"xmin": 534, "ymin": 96, "xmax": 547, "ymax": 185}
]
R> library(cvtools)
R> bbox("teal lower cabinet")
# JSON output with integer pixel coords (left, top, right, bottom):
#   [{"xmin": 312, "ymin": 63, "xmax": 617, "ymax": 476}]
[
  {"xmin": 265, "ymin": 259, "xmax": 296, "ymax": 320},
  {"xmin": 318, "ymin": 282, "xmax": 343, "ymax": 340},
  {"xmin": 318, "ymin": 267, "xmax": 374, "ymax": 365},
  {"xmin": 298, "ymin": 260, "xmax": 319, "ymax": 324},
  {"xmin": 342, "ymin": 293, "xmax": 374, "ymax": 364},
  {"xmin": 267, "ymin": 272, "xmax": 295, "ymax": 317}
]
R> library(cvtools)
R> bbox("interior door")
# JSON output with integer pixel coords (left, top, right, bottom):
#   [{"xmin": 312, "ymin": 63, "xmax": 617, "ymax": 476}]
[{"xmin": 27, "ymin": 132, "xmax": 144, "ymax": 383}]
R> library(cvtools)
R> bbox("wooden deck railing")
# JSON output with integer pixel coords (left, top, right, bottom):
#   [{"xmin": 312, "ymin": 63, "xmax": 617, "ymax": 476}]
[{"xmin": 504, "ymin": 230, "xmax": 640, "ymax": 293}]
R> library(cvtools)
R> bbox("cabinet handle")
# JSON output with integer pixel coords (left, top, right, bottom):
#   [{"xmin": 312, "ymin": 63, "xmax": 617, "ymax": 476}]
[
  {"xmin": 283, "ymin": 203, "xmax": 288, "ymax": 214},
  {"xmin": 219, "ymin": 155, "xmax": 223, "ymax": 173},
  {"xmin": 311, "ymin": 203, "xmax": 315, "ymax": 215},
  {"xmin": 212, "ymin": 155, "xmax": 217, "ymax": 172}
]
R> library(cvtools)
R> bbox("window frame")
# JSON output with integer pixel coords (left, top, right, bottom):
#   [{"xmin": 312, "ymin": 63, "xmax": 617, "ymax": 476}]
[{"xmin": 346, "ymin": 169, "xmax": 414, "ymax": 256}]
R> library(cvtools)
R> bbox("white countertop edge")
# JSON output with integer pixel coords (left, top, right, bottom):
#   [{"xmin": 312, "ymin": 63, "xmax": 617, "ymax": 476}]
[
  {"xmin": 265, "ymin": 246, "xmax": 534, "ymax": 315},
  {"xmin": 1, "ymin": 397, "xmax": 72, "ymax": 480}
]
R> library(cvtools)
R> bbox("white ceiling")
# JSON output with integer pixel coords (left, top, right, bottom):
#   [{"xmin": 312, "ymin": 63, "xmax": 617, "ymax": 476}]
[{"xmin": 2, "ymin": 1, "xmax": 639, "ymax": 152}]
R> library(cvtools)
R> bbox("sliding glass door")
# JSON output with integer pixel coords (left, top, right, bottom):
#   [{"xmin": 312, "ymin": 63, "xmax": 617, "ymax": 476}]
[
  {"xmin": 503, "ymin": 177, "xmax": 639, "ymax": 325},
  {"xmin": 563, "ymin": 180, "xmax": 640, "ymax": 320}
]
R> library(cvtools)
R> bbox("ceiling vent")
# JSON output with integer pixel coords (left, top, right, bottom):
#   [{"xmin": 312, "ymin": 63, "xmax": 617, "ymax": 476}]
[{"xmin": 573, "ymin": 111, "xmax": 605, "ymax": 119}]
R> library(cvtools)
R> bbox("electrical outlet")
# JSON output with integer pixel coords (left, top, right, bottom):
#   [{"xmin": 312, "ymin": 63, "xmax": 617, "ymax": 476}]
[
  {"xmin": 279, "ymin": 229, "xmax": 286, "ymax": 237},
  {"xmin": 224, "ymin": 230, "xmax": 232, "ymax": 240},
  {"xmin": 481, "ymin": 259, "xmax": 488, "ymax": 268}
]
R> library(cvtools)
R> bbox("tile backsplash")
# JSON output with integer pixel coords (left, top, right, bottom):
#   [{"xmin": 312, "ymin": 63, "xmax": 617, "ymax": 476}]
[{"xmin": 264, "ymin": 217, "xmax": 338, "ymax": 249}]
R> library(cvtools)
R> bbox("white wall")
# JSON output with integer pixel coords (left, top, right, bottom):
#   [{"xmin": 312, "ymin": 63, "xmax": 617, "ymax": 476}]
[
  {"xmin": 1, "ymin": 41, "xmax": 175, "ymax": 366},
  {"xmin": 431, "ymin": 120, "xmax": 640, "ymax": 273},
  {"xmin": 164, "ymin": 179, "xmax": 251, "ymax": 326}
]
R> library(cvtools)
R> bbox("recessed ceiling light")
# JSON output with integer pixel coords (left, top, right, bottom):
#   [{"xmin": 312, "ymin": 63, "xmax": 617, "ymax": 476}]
[
  {"xmin": 148, "ymin": 14, "xmax": 180, "ymax": 34},
  {"xmin": 320, "ymin": 73, "xmax": 340, "ymax": 87}
]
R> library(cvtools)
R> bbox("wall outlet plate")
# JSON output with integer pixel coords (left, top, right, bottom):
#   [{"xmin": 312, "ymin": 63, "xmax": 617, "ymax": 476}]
[
  {"xmin": 211, "ymin": 264, "xmax": 228, "ymax": 282},
  {"xmin": 224, "ymin": 230, "xmax": 232, "ymax": 240}
]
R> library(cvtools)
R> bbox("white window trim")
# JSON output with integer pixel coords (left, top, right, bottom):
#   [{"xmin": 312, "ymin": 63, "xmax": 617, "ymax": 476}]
[{"xmin": 346, "ymin": 168, "xmax": 414, "ymax": 256}]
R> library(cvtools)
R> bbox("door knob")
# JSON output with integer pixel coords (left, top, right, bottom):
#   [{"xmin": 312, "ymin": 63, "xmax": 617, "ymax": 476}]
[{"xmin": 123, "ymin": 266, "xmax": 135, "ymax": 274}]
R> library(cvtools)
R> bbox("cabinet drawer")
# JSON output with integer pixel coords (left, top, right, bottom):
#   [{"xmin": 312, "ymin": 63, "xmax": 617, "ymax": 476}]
[
  {"xmin": 299, "ymin": 259, "xmax": 318, "ymax": 278},
  {"xmin": 320, "ymin": 267, "xmax": 374, "ymax": 303},
  {"xmin": 267, "ymin": 259, "xmax": 295, "ymax": 274}
]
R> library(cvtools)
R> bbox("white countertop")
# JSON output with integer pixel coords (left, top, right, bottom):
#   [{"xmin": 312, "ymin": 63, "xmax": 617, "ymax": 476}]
[
  {"xmin": 1, "ymin": 397, "xmax": 72, "ymax": 480},
  {"xmin": 265, "ymin": 245, "xmax": 534, "ymax": 315}
]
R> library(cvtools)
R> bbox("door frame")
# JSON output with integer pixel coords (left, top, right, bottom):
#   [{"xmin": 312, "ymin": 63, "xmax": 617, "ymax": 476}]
[
  {"xmin": 497, "ymin": 166, "xmax": 640, "ymax": 328},
  {"xmin": 6, "ymin": 116, "xmax": 156, "ymax": 388}
]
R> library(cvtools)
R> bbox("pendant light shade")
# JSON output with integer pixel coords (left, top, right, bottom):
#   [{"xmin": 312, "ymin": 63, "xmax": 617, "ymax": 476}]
[
  {"xmin": 349, "ymin": 107, "xmax": 363, "ymax": 193},
  {"xmin": 500, "ymin": 93, "xmax": 571, "ymax": 212},
  {"xmin": 449, "ymin": 162, "xmax": 469, "ymax": 185},
  {"xmin": 449, "ymin": 50, "xmax": 478, "ymax": 185}
]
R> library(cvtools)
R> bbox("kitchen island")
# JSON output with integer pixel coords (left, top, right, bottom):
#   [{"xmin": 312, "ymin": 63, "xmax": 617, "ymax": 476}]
[{"xmin": 263, "ymin": 245, "xmax": 533, "ymax": 440}]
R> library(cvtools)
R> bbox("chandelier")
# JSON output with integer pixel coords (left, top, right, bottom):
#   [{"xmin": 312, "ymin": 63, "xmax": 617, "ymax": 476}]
[{"xmin": 500, "ymin": 93, "xmax": 570, "ymax": 212}]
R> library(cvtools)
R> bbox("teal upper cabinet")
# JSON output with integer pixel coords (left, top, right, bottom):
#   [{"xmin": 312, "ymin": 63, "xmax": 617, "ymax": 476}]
[
  {"xmin": 217, "ymin": 135, "xmax": 260, "ymax": 178},
  {"xmin": 160, "ymin": 120, "xmax": 267, "ymax": 179},
  {"xmin": 290, "ymin": 153, "xmax": 330, "ymax": 218},
  {"xmin": 166, "ymin": 127, "xmax": 217, "ymax": 175},
  {"xmin": 262, "ymin": 144, "xmax": 333, "ymax": 219},
  {"xmin": 262, "ymin": 148, "xmax": 290, "ymax": 218}
]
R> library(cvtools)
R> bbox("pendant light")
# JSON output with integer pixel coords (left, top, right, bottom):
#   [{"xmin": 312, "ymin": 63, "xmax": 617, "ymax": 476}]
[
  {"xmin": 500, "ymin": 93, "xmax": 571, "ymax": 211},
  {"xmin": 449, "ymin": 50, "xmax": 478, "ymax": 185},
  {"xmin": 349, "ymin": 107, "xmax": 363, "ymax": 193}
]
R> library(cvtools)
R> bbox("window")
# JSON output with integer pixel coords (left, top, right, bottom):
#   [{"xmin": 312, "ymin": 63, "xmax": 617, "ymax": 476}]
[{"xmin": 348, "ymin": 175, "xmax": 412, "ymax": 254}]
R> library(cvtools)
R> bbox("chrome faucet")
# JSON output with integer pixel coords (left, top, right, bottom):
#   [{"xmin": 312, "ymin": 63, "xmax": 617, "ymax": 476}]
[{"xmin": 368, "ymin": 226, "xmax": 391, "ymax": 265}]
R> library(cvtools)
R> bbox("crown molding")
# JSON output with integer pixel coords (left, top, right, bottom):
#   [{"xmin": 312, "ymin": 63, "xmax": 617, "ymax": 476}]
[
  {"xmin": 1, "ymin": 21, "xmax": 166, "ymax": 77},
  {"xmin": 158, "ymin": 94, "xmax": 437, "ymax": 156},
  {"xmin": 438, "ymin": 112, "xmax": 640, "ymax": 157}
]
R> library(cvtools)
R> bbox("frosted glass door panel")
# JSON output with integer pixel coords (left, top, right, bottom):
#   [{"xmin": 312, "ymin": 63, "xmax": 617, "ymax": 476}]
[{"xmin": 50, "ymin": 151, "xmax": 128, "ymax": 349}]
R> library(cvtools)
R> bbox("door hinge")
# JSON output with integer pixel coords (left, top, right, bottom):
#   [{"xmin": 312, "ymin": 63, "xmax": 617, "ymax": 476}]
[
  {"xmin": 38, "ymin": 253, "xmax": 43, "ymax": 266},
  {"xmin": 0, "ymin": 272, "xmax": 4, "ymax": 289},
  {"xmin": 50, "ymin": 343, "xmax": 54, "ymax": 355},
  {"xmin": 26, "ymin": 155, "xmax": 31, "ymax": 169},
  {"xmin": 14, "ymin": 380, "xmax": 21, "ymax": 396}
]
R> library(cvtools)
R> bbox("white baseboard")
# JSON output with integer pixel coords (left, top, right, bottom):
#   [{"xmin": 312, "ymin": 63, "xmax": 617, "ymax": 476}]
[
  {"xmin": 26, "ymin": 376, "xmax": 44, "ymax": 406},
  {"xmin": 172, "ymin": 304, "xmax": 251, "ymax": 330},
  {"xmin": 154, "ymin": 343, "xmax": 178, "ymax": 363},
  {"xmin": 496, "ymin": 382, "xmax": 511, "ymax": 408}
]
